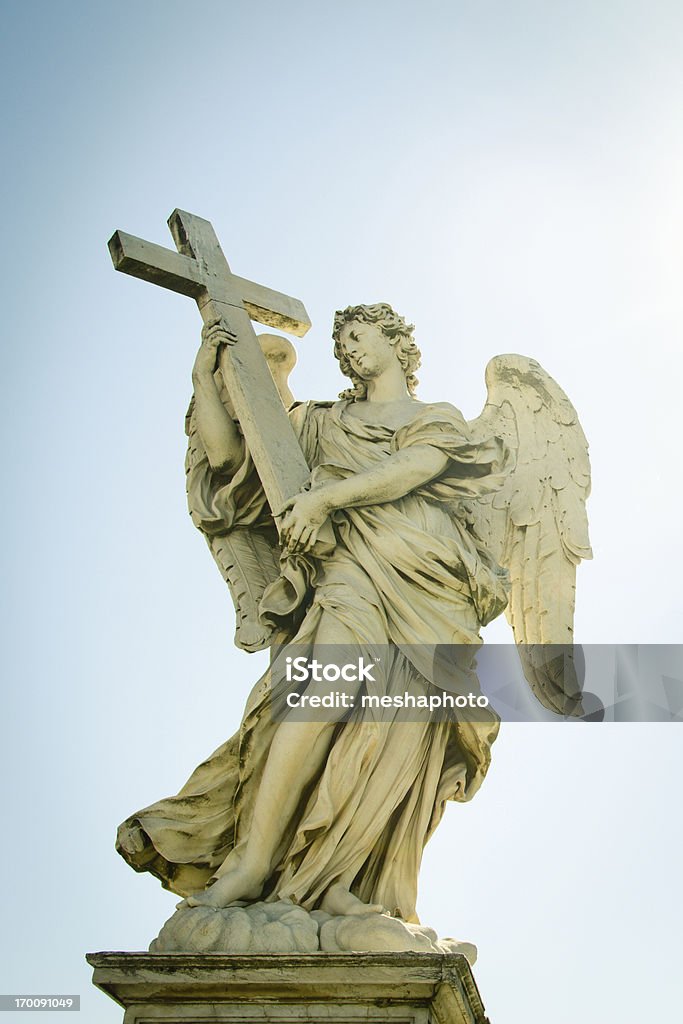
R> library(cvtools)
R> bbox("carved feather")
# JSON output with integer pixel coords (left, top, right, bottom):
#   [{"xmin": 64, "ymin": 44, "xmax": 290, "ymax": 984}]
[
  {"xmin": 207, "ymin": 529, "xmax": 280, "ymax": 652},
  {"xmin": 185, "ymin": 378, "xmax": 283, "ymax": 654},
  {"xmin": 468, "ymin": 355, "xmax": 592, "ymax": 715}
]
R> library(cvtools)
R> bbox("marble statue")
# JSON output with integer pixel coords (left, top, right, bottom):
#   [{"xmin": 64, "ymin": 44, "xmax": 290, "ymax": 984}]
[{"xmin": 109, "ymin": 212, "xmax": 591, "ymax": 956}]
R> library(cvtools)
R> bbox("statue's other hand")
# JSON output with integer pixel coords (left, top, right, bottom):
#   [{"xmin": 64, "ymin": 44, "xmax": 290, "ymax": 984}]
[{"xmin": 278, "ymin": 488, "xmax": 332, "ymax": 554}]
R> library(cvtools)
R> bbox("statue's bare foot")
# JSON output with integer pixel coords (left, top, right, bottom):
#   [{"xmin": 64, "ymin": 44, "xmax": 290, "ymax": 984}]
[
  {"xmin": 321, "ymin": 882, "xmax": 386, "ymax": 917},
  {"xmin": 179, "ymin": 864, "xmax": 264, "ymax": 910}
]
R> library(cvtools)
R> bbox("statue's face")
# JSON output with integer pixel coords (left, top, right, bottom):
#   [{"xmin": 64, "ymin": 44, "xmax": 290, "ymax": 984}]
[{"xmin": 338, "ymin": 320, "xmax": 396, "ymax": 380}]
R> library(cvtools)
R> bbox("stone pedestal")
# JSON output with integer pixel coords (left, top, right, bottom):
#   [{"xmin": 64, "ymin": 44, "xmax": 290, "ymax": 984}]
[{"xmin": 87, "ymin": 952, "xmax": 489, "ymax": 1024}]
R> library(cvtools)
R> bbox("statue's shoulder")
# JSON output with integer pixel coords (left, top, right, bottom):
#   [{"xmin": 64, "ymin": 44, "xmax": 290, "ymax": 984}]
[
  {"xmin": 289, "ymin": 400, "xmax": 335, "ymax": 411},
  {"xmin": 389, "ymin": 401, "xmax": 473, "ymax": 451},
  {"xmin": 287, "ymin": 399, "xmax": 336, "ymax": 436},
  {"xmin": 288, "ymin": 399, "xmax": 335, "ymax": 419},
  {"xmin": 407, "ymin": 400, "xmax": 467, "ymax": 426}
]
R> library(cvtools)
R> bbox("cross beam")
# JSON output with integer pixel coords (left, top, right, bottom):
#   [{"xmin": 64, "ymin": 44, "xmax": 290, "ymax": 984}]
[{"xmin": 108, "ymin": 210, "xmax": 313, "ymax": 518}]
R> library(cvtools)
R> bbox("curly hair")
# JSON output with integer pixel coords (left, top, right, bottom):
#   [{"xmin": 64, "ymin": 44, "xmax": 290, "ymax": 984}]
[{"xmin": 332, "ymin": 303, "xmax": 421, "ymax": 401}]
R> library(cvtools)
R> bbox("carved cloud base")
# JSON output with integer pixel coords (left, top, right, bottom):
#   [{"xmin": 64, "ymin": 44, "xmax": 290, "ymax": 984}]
[
  {"xmin": 87, "ymin": 951, "xmax": 489, "ymax": 1024},
  {"xmin": 149, "ymin": 899, "xmax": 477, "ymax": 962}
]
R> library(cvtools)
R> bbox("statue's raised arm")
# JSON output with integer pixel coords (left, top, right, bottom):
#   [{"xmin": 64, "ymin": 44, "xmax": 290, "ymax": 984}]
[{"xmin": 185, "ymin": 322, "xmax": 302, "ymax": 652}]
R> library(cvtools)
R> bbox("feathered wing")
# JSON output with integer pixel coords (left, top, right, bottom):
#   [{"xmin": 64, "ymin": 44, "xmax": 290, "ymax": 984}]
[
  {"xmin": 184, "ymin": 379, "xmax": 282, "ymax": 654},
  {"xmin": 467, "ymin": 355, "xmax": 592, "ymax": 715}
]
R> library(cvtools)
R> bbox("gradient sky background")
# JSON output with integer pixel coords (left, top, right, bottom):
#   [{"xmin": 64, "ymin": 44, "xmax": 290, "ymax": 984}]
[{"xmin": 2, "ymin": 1, "xmax": 682, "ymax": 1021}]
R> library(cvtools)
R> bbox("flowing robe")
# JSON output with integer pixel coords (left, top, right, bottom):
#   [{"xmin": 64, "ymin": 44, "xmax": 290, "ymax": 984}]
[{"xmin": 117, "ymin": 398, "xmax": 510, "ymax": 922}]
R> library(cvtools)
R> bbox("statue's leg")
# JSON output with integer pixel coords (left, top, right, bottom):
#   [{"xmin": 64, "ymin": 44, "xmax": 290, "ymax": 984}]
[
  {"xmin": 183, "ymin": 612, "xmax": 356, "ymax": 909},
  {"xmin": 183, "ymin": 716, "xmax": 337, "ymax": 908},
  {"xmin": 320, "ymin": 877, "xmax": 386, "ymax": 917}
]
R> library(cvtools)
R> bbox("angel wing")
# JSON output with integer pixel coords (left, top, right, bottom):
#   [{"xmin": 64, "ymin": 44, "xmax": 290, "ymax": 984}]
[
  {"xmin": 184, "ymin": 334, "xmax": 298, "ymax": 654},
  {"xmin": 467, "ymin": 355, "xmax": 592, "ymax": 715}
]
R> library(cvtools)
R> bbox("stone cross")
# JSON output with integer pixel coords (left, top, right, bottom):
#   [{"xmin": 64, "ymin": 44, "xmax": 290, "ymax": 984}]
[{"xmin": 108, "ymin": 209, "xmax": 314, "ymax": 517}]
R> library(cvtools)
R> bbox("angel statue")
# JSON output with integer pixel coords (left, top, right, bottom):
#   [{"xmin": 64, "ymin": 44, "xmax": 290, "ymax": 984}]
[{"xmin": 117, "ymin": 302, "xmax": 591, "ymax": 955}]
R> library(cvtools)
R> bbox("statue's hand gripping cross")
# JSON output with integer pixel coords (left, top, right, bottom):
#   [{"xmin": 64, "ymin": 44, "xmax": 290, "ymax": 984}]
[{"xmin": 108, "ymin": 210, "xmax": 317, "ymax": 526}]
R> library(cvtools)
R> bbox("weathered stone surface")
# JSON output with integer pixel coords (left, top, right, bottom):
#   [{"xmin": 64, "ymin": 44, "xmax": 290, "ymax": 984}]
[
  {"xmin": 151, "ymin": 900, "xmax": 319, "ymax": 954},
  {"xmin": 87, "ymin": 951, "xmax": 489, "ymax": 1024},
  {"xmin": 149, "ymin": 900, "xmax": 476, "ymax": 962},
  {"xmin": 319, "ymin": 912, "xmax": 477, "ymax": 961},
  {"xmin": 109, "ymin": 208, "xmax": 314, "ymax": 520}
]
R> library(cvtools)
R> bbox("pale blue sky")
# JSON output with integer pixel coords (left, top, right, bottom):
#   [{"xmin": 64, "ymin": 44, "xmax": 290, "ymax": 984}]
[{"xmin": 2, "ymin": 2, "xmax": 682, "ymax": 1021}]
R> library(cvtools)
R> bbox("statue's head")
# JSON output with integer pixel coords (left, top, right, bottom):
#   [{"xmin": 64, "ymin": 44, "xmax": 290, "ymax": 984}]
[{"xmin": 332, "ymin": 303, "xmax": 421, "ymax": 401}]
